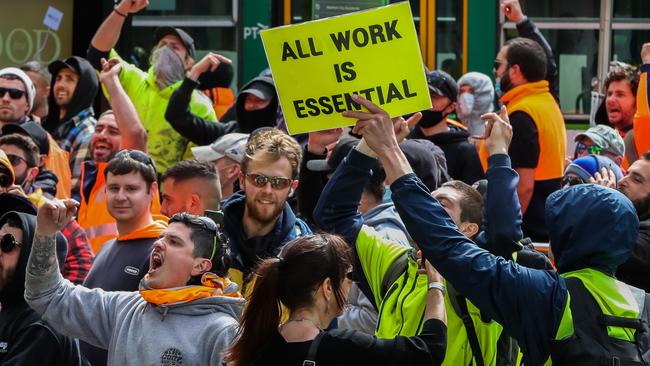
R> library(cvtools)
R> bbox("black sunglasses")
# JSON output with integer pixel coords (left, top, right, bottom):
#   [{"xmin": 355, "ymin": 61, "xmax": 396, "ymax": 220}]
[
  {"xmin": 493, "ymin": 59, "xmax": 503, "ymax": 70},
  {"xmin": 114, "ymin": 149, "xmax": 157, "ymax": 170},
  {"xmin": 0, "ymin": 87, "xmax": 26, "ymax": 100},
  {"xmin": 0, "ymin": 233, "xmax": 21, "ymax": 253},
  {"xmin": 6, "ymin": 153, "xmax": 35, "ymax": 168},
  {"xmin": 246, "ymin": 173, "xmax": 292, "ymax": 190}
]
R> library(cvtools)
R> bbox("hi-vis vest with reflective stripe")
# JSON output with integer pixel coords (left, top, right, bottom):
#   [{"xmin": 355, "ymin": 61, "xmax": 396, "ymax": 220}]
[
  {"xmin": 479, "ymin": 81, "xmax": 566, "ymax": 181},
  {"xmin": 77, "ymin": 162, "xmax": 164, "ymax": 254},
  {"xmin": 538, "ymin": 268, "xmax": 647, "ymax": 366},
  {"xmin": 45, "ymin": 134, "xmax": 72, "ymax": 199}
]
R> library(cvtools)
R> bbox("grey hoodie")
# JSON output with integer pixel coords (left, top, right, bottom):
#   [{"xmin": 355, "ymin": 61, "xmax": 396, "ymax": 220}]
[
  {"xmin": 338, "ymin": 203, "xmax": 412, "ymax": 334},
  {"xmin": 25, "ymin": 234, "xmax": 244, "ymax": 366}
]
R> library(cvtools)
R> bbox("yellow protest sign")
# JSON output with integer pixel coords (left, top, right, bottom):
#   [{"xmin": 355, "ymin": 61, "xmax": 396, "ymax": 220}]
[{"xmin": 260, "ymin": 2, "xmax": 431, "ymax": 135}]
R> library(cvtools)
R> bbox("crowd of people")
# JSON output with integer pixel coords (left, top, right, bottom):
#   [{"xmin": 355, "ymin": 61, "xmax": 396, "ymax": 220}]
[{"xmin": 1, "ymin": 0, "xmax": 650, "ymax": 365}]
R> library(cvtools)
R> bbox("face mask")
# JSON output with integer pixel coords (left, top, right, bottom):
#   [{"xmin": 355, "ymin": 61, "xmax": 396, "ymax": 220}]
[
  {"xmin": 151, "ymin": 46, "xmax": 185, "ymax": 89},
  {"xmin": 458, "ymin": 93, "xmax": 475, "ymax": 118},
  {"xmin": 419, "ymin": 101, "xmax": 452, "ymax": 128}
]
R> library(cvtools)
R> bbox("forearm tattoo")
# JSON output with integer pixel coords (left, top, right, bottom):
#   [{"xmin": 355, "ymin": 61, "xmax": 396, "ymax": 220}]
[{"xmin": 28, "ymin": 235, "xmax": 58, "ymax": 276}]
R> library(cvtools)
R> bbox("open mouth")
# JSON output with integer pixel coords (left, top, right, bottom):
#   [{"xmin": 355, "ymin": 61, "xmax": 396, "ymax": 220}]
[{"xmin": 149, "ymin": 251, "xmax": 163, "ymax": 273}]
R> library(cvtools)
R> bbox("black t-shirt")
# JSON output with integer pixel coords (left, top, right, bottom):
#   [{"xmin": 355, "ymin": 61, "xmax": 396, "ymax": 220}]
[
  {"xmin": 253, "ymin": 319, "xmax": 446, "ymax": 366},
  {"xmin": 508, "ymin": 111, "xmax": 559, "ymax": 242}
]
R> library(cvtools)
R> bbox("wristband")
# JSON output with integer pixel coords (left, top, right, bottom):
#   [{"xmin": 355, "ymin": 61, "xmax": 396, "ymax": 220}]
[
  {"xmin": 427, "ymin": 281, "xmax": 446, "ymax": 295},
  {"xmin": 113, "ymin": 7, "xmax": 128, "ymax": 18}
]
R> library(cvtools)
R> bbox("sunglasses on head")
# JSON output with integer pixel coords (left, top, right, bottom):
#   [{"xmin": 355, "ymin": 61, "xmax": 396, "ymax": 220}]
[
  {"xmin": 174, "ymin": 214, "xmax": 225, "ymax": 261},
  {"xmin": 574, "ymin": 142, "xmax": 604, "ymax": 158},
  {"xmin": 0, "ymin": 87, "xmax": 26, "ymax": 100},
  {"xmin": 245, "ymin": 173, "xmax": 292, "ymax": 190},
  {"xmin": 562, "ymin": 175, "xmax": 585, "ymax": 187},
  {"xmin": 0, "ymin": 233, "xmax": 21, "ymax": 253},
  {"xmin": 114, "ymin": 149, "xmax": 156, "ymax": 170}
]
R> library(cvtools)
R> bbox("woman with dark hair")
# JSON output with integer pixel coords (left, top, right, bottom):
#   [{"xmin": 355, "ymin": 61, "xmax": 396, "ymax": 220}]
[{"xmin": 225, "ymin": 233, "xmax": 447, "ymax": 365}]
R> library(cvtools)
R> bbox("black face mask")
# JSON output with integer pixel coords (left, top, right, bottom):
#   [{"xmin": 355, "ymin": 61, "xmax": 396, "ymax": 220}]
[{"xmin": 418, "ymin": 101, "xmax": 452, "ymax": 128}]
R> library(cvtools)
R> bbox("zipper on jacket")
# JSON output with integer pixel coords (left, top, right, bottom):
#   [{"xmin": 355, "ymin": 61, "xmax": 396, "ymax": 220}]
[
  {"xmin": 375, "ymin": 281, "xmax": 400, "ymax": 332},
  {"xmin": 397, "ymin": 270, "xmax": 420, "ymax": 335}
]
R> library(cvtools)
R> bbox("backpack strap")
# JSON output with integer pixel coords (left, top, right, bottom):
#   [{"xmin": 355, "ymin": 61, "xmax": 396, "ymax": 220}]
[
  {"xmin": 448, "ymin": 283, "xmax": 485, "ymax": 366},
  {"xmin": 303, "ymin": 332, "xmax": 326, "ymax": 366},
  {"xmin": 380, "ymin": 250, "xmax": 410, "ymax": 298}
]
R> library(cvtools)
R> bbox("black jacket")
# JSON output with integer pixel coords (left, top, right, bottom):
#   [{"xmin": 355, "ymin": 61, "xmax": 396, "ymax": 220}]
[
  {"xmin": 32, "ymin": 168, "xmax": 58, "ymax": 198},
  {"xmin": 165, "ymin": 76, "xmax": 278, "ymax": 145},
  {"xmin": 0, "ymin": 211, "xmax": 84, "ymax": 365},
  {"xmin": 517, "ymin": 18, "xmax": 559, "ymax": 100},
  {"xmin": 617, "ymin": 217, "xmax": 650, "ymax": 292},
  {"xmin": 409, "ymin": 125, "xmax": 484, "ymax": 185}
]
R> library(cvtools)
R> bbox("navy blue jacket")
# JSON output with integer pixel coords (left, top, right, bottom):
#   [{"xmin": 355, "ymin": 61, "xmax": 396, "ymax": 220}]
[
  {"xmin": 314, "ymin": 148, "xmax": 523, "ymax": 307},
  {"xmin": 389, "ymin": 175, "xmax": 638, "ymax": 365},
  {"xmin": 222, "ymin": 191, "xmax": 312, "ymax": 276}
]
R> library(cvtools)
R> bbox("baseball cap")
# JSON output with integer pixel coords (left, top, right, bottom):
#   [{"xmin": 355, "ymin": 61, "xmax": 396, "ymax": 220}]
[
  {"xmin": 0, "ymin": 67, "xmax": 35, "ymax": 112},
  {"xmin": 2, "ymin": 121, "xmax": 50, "ymax": 155},
  {"xmin": 307, "ymin": 137, "xmax": 359, "ymax": 172},
  {"xmin": 240, "ymin": 81, "xmax": 275, "ymax": 101},
  {"xmin": 426, "ymin": 70, "xmax": 458, "ymax": 102},
  {"xmin": 574, "ymin": 125, "xmax": 625, "ymax": 157},
  {"xmin": 400, "ymin": 139, "xmax": 447, "ymax": 191},
  {"xmin": 192, "ymin": 133, "xmax": 249, "ymax": 163},
  {"xmin": 154, "ymin": 27, "xmax": 196, "ymax": 59}
]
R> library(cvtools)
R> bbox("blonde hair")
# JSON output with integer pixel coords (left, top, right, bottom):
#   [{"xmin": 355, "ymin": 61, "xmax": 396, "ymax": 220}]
[{"xmin": 242, "ymin": 129, "xmax": 302, "ymax": 179}]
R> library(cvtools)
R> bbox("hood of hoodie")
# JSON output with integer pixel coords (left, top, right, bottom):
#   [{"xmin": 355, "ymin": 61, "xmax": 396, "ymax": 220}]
[
  {"xmin": 235, "ymin": 76, "xmax": 278, "ymax": 133},
  {"xmin": 151, "ymin": 292, "xmax": 245, "ymax": 319},
  {"xmin": 0, "ymin": 211, "xmax": 67, "ymax": 305},
  {"xmin": 222, "ymin": 191, "xmax": 300, "ymax": 263},
  {"xmin": 117, "ymin": 219, "xmax": 168, "ymax": 241},
  {"xmin": 363, "ymin": 203, "xmax": 413, "ymax": 243},
  {"xmin": 32, "ymin": 168, "xmax": 59, "ymax": 198},
  {"xmin": 546, "ymin": 185, "xmax": 638, "ymax": 275},
  {"xmin": 411, "ymin": 125, "xmax": 471, "ymax": 146},
  {"xmin": 44, "ymin": 56, "xmax": 99, "ymax": 132}
]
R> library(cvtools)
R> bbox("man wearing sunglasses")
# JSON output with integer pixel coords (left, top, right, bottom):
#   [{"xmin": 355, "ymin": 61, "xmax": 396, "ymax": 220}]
[
  {"xmin": 573, "ymin": 125, "xmax": 625, "ymax": 166},
  {"xmin": 0, "ymin": 67, "xmax": 36, "ymax": 130},
  {"xmin": 26, "ymin": 200, "xmax": 243, "ymax": 365},
  {"xmin": 222, "ymin": 129, "xmax": 311, "ymax": 292},
  {"xmin": 0, "ymin": 134, "xmax": 40, "ymax": 199},
  {"xmin": 0, "ymin": 208, "xmax": 84, "ymax": 364}
]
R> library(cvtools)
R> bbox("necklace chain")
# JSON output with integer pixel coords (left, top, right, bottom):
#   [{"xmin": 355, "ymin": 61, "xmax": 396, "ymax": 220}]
[{"xmin": 285, "ymin": 318, "xmax": 323, "ymax": 331}]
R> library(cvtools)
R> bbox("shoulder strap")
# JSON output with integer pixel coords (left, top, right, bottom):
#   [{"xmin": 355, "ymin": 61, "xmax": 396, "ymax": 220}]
[
  {"xmin": 380, "ymin": 251, "xmax": 409, "ymax": 298},
  {"xmin": 303, "ymin": 332, "xmax": 326, "ymax": 366},
  {"xmin": 625, "ymin": 130, "xmax": 639, "ymax": 164},
  {"xmin": 448, "ymin": 283, "xmax": 485, "ymax": 366}
]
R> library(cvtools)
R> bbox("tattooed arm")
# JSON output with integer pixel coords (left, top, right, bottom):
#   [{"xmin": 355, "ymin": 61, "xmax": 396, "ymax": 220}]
[{"xmin": 25, "ymin": 200, "xmax": 127, "ymax": 349}]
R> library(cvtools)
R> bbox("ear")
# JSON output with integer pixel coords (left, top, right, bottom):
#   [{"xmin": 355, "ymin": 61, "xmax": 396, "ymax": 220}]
[
  {"xmin": 191, "ymin": 258, "xmax": 213, "ymax": 276},
  {"xmin": 321, "ymin": 277, "xmax": 333, "ymax": 302},
  {"xmin": 445, "ymin": 102, "xmax": 457, "ymax": 116},
  {"xmin": 189, "ymin": 193, "xmax": 202, "ymax": 212},
  {"xmin": 149, "ymin": 181, "xmax": 159, "ymax": 204},
  {"xmin": 228, "ymin": 165, "xmax": 242, "ymax": 181},
  {"xmin": 614, "ymin": 156, "xmax": 624, "ymax": 166},
  {"xmin": 27, "ymin": 166, "xmax": 39, "ymax": 181},
  {"xmin": 238, "ymin": 172, "xmax": 246, "ymax": 192},
  {"xmin": 459, "ymin": 222, "xmax": 480, "ymax": 239},
  {"xmin": 510, "ymin": 64, "xmax": 524, "ymax": 82},
  {"xmin": 38, "ymin": 154, "xmax": 46, "ymax": 167},
  {"xmin": 289, "ymin": 179, "xmax": 298, "ymax": 196}
]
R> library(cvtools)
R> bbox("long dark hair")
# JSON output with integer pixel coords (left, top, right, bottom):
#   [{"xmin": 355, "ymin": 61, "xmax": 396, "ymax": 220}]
[{"xmin": 224, "ymin": 234, "xmax": 353, "ymax": 365}]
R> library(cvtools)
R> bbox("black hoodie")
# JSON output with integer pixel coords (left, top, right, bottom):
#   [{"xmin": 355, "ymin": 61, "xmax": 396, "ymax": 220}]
[
  {"xmin": 0, "ymin": 211, "xmax": 84, "ymax": 365},
  {"xmin": 409, "ymin": 125, "xmax": 484, "ymax": 185},
  {"xmin": 43, "ymin": 56, "xmax": 99, "ymax": 140}
]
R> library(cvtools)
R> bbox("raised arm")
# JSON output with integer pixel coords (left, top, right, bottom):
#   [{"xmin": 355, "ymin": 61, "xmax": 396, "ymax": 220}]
[
  {"xmin": 100, "ymin": 58, "xmax": 147, "ymax": 151},
  {"xmin": 348, "ymin": 95, "xmax": 567, "ymax": 366},
  {"xmin": 25, "ymin": 200, "xmax": 125, "ymax": 349},
  {"xmin": 631, "ymin": 44, "xmax": 650, "ymax": 161}
]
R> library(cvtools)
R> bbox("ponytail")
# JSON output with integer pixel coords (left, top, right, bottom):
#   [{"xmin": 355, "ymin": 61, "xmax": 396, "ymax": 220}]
[{"xmin": 224, "ymin": 258, "xmax": 283, "ymax": 366}]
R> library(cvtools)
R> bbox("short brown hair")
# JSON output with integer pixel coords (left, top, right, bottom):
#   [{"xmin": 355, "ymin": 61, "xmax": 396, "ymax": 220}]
[
  {"xmin": 605, "ymin": 64, "xmax": 639, "ymax": 96},
  {"xmin": 0, "ymin": 133, "xmax": 38, "ymax": 167},
  {"xmin": 241, "ymin": 129, "xmax": 302, "ymax": 179},
  {"xmin": 105, "ymin": 150, "xmax": 157, "ymax": 191},
  {"xmin": 441, "ymin": 180, "xmax": 484, "ymax": 225}
]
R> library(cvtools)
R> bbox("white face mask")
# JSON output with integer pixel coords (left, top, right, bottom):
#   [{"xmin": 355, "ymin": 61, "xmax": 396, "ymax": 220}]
[
  {"xmin": 151, "ymin": 46, "xmax": 185, "ymax": 89},
  {"xmin": 458, "ymin": 92, "xmax": 475, "ymax": 117}
]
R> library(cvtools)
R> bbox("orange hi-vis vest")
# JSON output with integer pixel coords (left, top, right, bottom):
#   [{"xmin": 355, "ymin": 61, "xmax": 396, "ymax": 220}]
[
  {"xmin": 45, "ymin": 134, "xmax": 72, "ymax": 199},
  {"xmin": 77, "ymin": 162, "xmax": 165, "ymax": 254},
  {"xmin": 479, "ymin": 80, "xmax": 566, "ymax": 180},
  {"xmin": 628, "ymin": 66, "xmax": 650, "ymax": 167},
  {"xmin": 204, "ymin": 87, "xmax": 235, "ymax": 120}
]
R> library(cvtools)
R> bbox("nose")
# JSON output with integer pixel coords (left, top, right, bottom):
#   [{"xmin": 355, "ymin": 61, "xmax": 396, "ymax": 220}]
[
  {"xmin": 260, "ymin": 181, "xmax": 274, "ymax": 194},
  {"xmin": 152, "ymin": 239, "xmax": 164, "ymax": 250}
]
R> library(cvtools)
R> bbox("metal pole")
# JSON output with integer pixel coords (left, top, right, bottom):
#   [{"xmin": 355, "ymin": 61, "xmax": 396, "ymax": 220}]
[{"xmin": 597, "ymin": 0, "xmax": 613, "ymax": 94}]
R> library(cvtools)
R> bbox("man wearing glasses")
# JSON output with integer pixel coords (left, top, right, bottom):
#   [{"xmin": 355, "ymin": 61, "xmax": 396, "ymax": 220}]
[
  {"xmin": 25, "ymin": 200, "xmax": 243, "ymax": 365},
  {"xmin": 573, "ymin": 125, "xmax": 625, "ymax": 166},
  {"xmin": 0, "ymin": 134, "xmax": 41, "ymax": 199},
  {"xmin": 80, "ymin": 150, "xmax": 167, "ymax": 365},
  {"xmin": 0, "ymin": 201, "xmax": 84, "ymax": 364},
  {"xmin": 0, "ymin": 68, "xmax": 35, "ymax": 130},
  {"xmin": 222, "ymin": 128, "xmax": 311, "ymax": 292}
]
